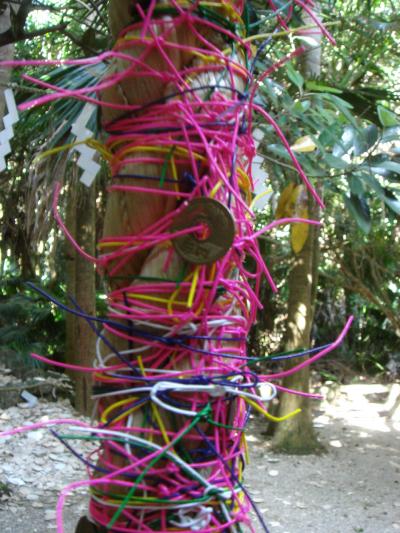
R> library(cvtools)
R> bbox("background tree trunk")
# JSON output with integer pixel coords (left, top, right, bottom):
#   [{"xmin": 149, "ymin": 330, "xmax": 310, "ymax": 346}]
[
  {"xmin": 0, "ymin": 5, "xmax": 15, "ymax": 273},
  {"xmin": 70, "ymin": 178, "xmax": 96, "ymax": 415},
  {"xmin": 272, "ymin": 194, "xmax": 322, "ymax": 452},
  {"xmin": 271, "ymin": 2, "xmax": 323, "ymax": 453},
  {"xmin": 65, "ymin": 169, "xmax": 78, "ymax": 380},
  {"xmin": 0, "ymin": 4, "xmax": 14, "ymax": 114}
]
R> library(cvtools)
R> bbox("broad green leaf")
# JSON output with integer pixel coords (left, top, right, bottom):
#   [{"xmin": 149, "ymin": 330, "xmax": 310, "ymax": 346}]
[
  {"xmin": 286, "ymin": 62, "xmax": 304, "ymax": 90},
  {"xmin": 344, "ymin": 194, "xmax": 371, "ymax": 233},
  {"xmin": 323, "ymin": 94, "xmax": 358, "ymax": 127},
  {"xmin": 377, "ymin": 105, "xmax": 398, "ymax": 127},
  {"xmin": 370, "ymin": 161, "xmax": 400, "ymax": 175},
  {"xmin": 319, "ymin": 126, "xmax": 342, "ymax": 148},
  {"xmin": 363, "ymin": 125, "xmax": 379, "ymax": 151},
  {"xmin": 349, "ymin": 175, "xmax": 364, "ymax": 196},
  {"xmin": 266, "ymin": 144, "xmax": 291, "ymax": 160},
  {"xmin": 382, "ymin": 126, "xmax": 400, "ymax": 142},
  {"xmin": 333, "ymin": 126, "xmax": 365, "ymax": 157},
  {"xmin": 325, "ymin": 93, "xmax": 354, "ymax": 110},
  {"xmin": 292, "ymin": 100, "xmax": 311, "ymax": 113},
  {"xmin": 305, "ymin": 81, "xmax": 342, "ymax": 94},
  {"xmin": 361, "ymin": 172, "xmax": 400, "ymax": 215},
  {"xmin": 323, "ymin": 153, "xmax": 349, "ymax": 169},
  {"xmin": 382, "ymin": 188, "xmax": 400, "ymax": 215}
]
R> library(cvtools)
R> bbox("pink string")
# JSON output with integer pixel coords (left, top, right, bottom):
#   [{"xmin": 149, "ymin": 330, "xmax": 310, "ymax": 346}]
[{"xmin": 0, "ymin": 3, "xmax": 346, "ymax": 532}]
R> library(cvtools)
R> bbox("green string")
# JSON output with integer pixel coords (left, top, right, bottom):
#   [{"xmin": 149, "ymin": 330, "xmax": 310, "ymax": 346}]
[
  {"xmin": 107, "ymin": 404, "xmax": 212, "ymax": 529},
  {"xmin": 206, "ymin": 414, "xmax": 245, "ymax": 432},
  {"xmin": 159, "ymin": 146, "xmax": 176, "ymax": 188}
]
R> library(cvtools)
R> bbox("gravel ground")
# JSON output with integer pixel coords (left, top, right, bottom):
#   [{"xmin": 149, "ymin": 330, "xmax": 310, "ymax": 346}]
[{"xmin": 0, "ymin": 382, "xmax": 399, "ymax": 533}]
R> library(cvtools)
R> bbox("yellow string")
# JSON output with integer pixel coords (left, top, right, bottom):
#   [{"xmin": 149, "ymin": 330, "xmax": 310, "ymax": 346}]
[
  {"xmin": 244, "ymin": 397, "xmax": 301, "ymax": 422},
  {"xmin": 167, "ymin": 269, "xmax": 193, "ymax": 316},
  {"xmin": 242, "ymin": 21, "xmax": 339, "ymax": 44},
  {"xmin": 169, "ymin": 151, "xmax": 180, "ymax": 193},
  {"xmin": 137, "ymin": 356, "xmax": 171, "ymax": 446},
  {"xmin": 101, "ymin": 397, "xmax": 143, "ymax": 425},
  {"xmin": 98, "ymin": 240, "xmax": 136, "ymax": 248},
  {"xmin": 250, "ymin": 188, "xmax": 273, "ymax": 210},
  {"xmin": 35, "ymin": 138, "xmax": 109, "ymax": 163},
  {"xmin": 241, "ymin": 433, "xmax": 249, "ymax": 466},
  {"xmin": 210, "ymin": 180, "xmax": 223, "ymax": 198},
  {"xmin": 187, "ymin": 266, "xmax": 200, "ymax": 308},
  {"xmin": 126, "ymin": 292, "xmax": 187, "ymax": 307},
  {"xmin": 110, "ymin": 144, "xmax": 205, "ymax": 163}
]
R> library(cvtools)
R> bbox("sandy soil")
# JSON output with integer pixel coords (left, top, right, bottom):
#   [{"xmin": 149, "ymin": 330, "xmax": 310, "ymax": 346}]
[
  {"xmin": 246, "ymin": 382, "xmax": 400, "ymax": 533},
  {"xmin": 0, "ymin": 382, "xmax": 399, "ymax": 533}
]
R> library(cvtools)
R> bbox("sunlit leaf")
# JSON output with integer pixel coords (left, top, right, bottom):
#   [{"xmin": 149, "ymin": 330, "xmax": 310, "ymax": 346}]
[
  {"xmin": 291, "ymin": 135, "xmax": 317, "ymax": 153},
  {"xmin": 275, "ymin": 182, "xmax": 297, "ymax": 218},
  {"xmin": 291, "ymin": 211, "xmax": 309, "ymax": 253},
  {"xmin": 377, "ymin": 105, "xmax": 398, "ymax": 127}
]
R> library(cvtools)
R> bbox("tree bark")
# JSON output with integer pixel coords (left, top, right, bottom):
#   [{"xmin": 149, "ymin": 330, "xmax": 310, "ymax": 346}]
[
  {"xmin": 72, "ymin": 179, "xmax": 96, "ymax": 415},
  {"xmin": 0, "ymin": 4, "xmax": 13, "ymax": 113},
  {"xmin": 0, "ymin": 5, "xmax": 14, "ymax": 274},
  {"xmin": 79, "ymin": 1, "xmax": 250, "ymax": 529},
  {"xmin": 272, "ymin": 193, "xmax": 322, "ymax": 453},
  {"xmin": 271, "ymin": 2, "xmax": 323, "ymax": 453},
  {"xmin": 65, "ymin": 169, "xmax": 78, "ymax": 378}
]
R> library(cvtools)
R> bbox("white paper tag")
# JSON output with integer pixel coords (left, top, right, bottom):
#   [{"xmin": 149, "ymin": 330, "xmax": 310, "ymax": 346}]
[
  {"xmin": 71, "ymin": 103, "xmax": 100, "ymax": 187},
  {"xmin": 251, "ymin": 128, "xmax": 271, "ymax": 211},
  {"xmin": 0, "ymin": 89, "xmax": 19, "ymax": 171}
]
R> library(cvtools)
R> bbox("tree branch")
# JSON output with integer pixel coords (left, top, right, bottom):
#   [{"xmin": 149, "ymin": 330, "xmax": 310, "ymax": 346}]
[{"xmin": 0, "ymin": 22, "xmax": 67, "ymax": 46}]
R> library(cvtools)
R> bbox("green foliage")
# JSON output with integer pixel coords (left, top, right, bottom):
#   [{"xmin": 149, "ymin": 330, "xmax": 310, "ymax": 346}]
[
  {"xmin": 13, "ymin": 1, "xmax": 109, "ymax": 59},
  {"xmin": 251, "ymin": 0, "xmax": 400, "ymax": 376},
  {"xmin": 1, "ymin": 0, "xmax": 399, "ymax": 380},
  {"xmin": 16, "ymin": 63, "xmax": 105, "ymax": 150},
  {"xmin": 0, "ymin": 277, "xmax": 65, "ymax": 369},
  {"xmin": 257, "ymin": 79, "xmax": 400, "ymax": 232}
]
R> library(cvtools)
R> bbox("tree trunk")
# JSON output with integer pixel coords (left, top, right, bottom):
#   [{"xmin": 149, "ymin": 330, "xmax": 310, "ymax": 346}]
[
  {"xmin": 272, "ymin": 193, "xmax": 322, "ymax": 453},
  {"xmin": 271, "ymin": 2, "xmax": 323, "ymax": 453},
  {"xmin": 64, "ymin": 170, "xmax": 78, "ymax": 378},
  {"xmin": 0, "ymin": 5, "xmax": 14, "ymax": 273},
  {"xmin": 75, "ymin": 1, "xmax": 251, "ymax": 530},
  {"xmin": 0, "ymin": 4, "xmax": 13, "ymax": 114},
  {"xmin": 72, "ymin": 179, "xmax": 96, "ymax": 415}
]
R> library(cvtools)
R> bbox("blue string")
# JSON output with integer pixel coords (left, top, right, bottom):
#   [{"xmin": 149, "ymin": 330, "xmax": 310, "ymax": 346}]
[{"xmin": 195, "ymin": 425, "xmax": 271, "ymax": 533}]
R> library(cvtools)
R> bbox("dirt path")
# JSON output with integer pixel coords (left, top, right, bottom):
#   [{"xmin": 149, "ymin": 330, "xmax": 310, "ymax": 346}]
[
  {"xmin": 0, "ymin": 383, "xmax": 399, "ymax": 533},
  {"xmin": 246, "ymin": 383, "xmax": 400, "ymax": 533}
]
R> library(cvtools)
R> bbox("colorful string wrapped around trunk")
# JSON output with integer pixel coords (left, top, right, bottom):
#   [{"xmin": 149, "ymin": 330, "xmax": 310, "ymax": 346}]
[{"xmin": 0, "ymin": 1, "xmax": 353, "ymax": 532}]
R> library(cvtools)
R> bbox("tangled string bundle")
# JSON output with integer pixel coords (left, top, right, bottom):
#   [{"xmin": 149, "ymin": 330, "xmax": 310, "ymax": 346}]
[{"xmin": 0, "ymin": 1, "xmax": 353, "ymax": 532}]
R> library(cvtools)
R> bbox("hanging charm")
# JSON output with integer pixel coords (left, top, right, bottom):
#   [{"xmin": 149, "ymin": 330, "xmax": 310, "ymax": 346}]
[
  {"xmin": 251, "ymin": 127, "xmax": 272, "ymax": 212},
  {"xmin": 0, "ymin": 89, "xmax": 19, "ymax": 172},
  {"xmin": 71, "ymin": 102, "xmax": 101, "ymax": 187}
]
